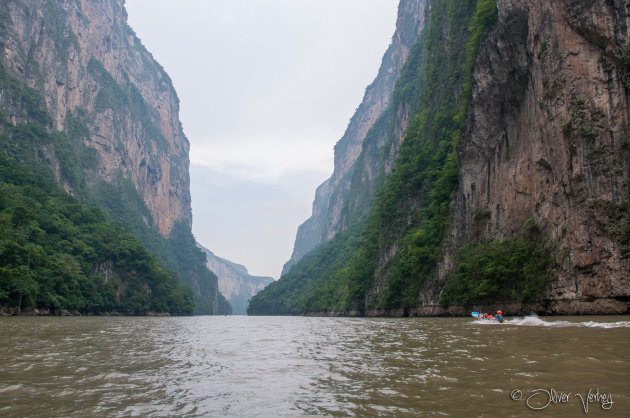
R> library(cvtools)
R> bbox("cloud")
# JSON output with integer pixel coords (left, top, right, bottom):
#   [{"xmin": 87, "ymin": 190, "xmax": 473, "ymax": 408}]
[{"xmin": 190, "ymin": 132, "xmax": 334, "ymax": 183}]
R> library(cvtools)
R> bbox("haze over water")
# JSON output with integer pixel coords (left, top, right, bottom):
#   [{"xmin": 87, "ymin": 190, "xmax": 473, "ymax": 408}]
[{"xmin": 1, "ymin": 316, "xmax": 628, "ymax": 416}]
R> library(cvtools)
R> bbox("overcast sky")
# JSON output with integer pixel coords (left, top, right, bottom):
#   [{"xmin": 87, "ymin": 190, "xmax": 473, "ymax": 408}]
[{"xmin": 125, "ymin": 0, "xmax": 399, "ymax": 279}]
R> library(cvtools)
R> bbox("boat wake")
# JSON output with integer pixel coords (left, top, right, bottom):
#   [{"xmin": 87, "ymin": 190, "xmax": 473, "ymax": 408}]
[{"xmin": 505, "ymin": 315, "xmax": 630, "ymax": 328}]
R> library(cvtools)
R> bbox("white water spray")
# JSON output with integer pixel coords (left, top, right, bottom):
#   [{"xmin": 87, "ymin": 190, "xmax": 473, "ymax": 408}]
[{"xmin": 505, "ymin": 314, "xmax": 630, "ymax": 328}]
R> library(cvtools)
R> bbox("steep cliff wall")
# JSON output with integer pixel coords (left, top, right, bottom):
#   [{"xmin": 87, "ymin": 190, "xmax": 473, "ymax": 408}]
[
  {"xmin": 361, "ymin": 0, "xmax": 630, "ymax": 315},
  {"xmin": 282, "ymin": 0, "xmax": 428, "ymax": 275},
  {"xmin": 251, "ymin": 0, "xmax": 485, "ymax": 315},
  {"xmin": 251, "ymin": 0, "xmax": 629, "ymax": 316},
  {"xmin": 1, "ymin": 0, "xmax": 190, "ymax": 235},
  {"xmin": 450, "ymin": 0, "xmax": 630, "ymax": 313},
  {"xmin": 0, "ymin": 0, "xmax": 229, "ymax": 314},
  {"xmin": 200, "ymin": 246, "xmax": 273, "ymax": 315}
]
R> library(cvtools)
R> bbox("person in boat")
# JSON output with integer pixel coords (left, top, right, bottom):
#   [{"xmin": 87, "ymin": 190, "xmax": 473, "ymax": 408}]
[
  {"xmin": 496, "ymin": 310, "xmax": 503, "ymax": 322},
  {"xmin": 483, "ymin": 313, "xmax": 488, "ymax": 318}
]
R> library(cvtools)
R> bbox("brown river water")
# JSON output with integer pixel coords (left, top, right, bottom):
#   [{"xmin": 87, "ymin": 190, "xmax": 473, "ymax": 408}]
[{"xmin": 0, "ymin": 315, "xmax": 628, "ymax": 417}]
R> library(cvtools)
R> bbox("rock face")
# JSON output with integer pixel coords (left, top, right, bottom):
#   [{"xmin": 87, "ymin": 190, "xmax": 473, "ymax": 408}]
[
  {"xmin": 200, "ymin": 246, "xmax": 274, "ymax": 315},
  {"xmin": 263, "ymin": 0, "xmax": 629, "ymax": 316},
  {"xmin": 1, "ymin": 0, "xmax": 230, "ymax": 314},
  {"xmin": 282, "ymin": 0, "xmax": 429, "ymax": 275},
  {"xmin": 1, "ymin": 0, "xmax": 190, "ymax": 235},
  {"xmin": 451, "ymin": 0, "xmax": 630, "ymax": 310}
]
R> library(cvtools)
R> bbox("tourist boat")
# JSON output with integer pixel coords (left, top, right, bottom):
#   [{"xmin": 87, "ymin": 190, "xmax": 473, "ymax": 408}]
[{"xmin": 471, "ymin": 311, "xmax": 505, "ymax": 323}]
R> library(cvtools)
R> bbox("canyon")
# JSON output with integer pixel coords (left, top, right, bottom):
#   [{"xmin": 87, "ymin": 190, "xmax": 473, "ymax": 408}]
[{"xmin": 252, "ymin": 0, "xmax": 629, "ymax": 316}]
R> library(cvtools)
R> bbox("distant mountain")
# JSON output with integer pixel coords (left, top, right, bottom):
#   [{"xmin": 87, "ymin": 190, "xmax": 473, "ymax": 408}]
[{"xmin": 199, "ymin": 245, "xmax": 273, "ymax": 315}]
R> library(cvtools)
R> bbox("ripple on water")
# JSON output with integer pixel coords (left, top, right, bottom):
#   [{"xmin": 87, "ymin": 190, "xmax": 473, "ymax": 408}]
[{"xmin": 0, "ymin": 316, "xmax": 629, "ymax": 416}]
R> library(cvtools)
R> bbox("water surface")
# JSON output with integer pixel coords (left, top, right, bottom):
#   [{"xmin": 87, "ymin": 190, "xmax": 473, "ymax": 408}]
[{"xmin": 1, "ymin": 315, "xmax": 628, "ymax": 416}]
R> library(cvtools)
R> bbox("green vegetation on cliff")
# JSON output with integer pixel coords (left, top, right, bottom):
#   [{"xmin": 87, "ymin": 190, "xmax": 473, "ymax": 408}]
[
  {"xmin": 84, "ymin": 57, "xmax": 230, "ymax": 314},
  {"xmin": 93, "ymin": 169, "xmax": 230, "ymax": 315},
  {"xmin": 441, "ymin": 219, "xmax": 555, "ymax": 306},
  {"xmin": 0, "ymin": 141, "xmax": 194, "ymax": 314},
  {"xmin": 0, "ymin": 62, "xmax": 226, "ymax": 314},
  {"xmin": 247, "ymin": 219, "xmax": 367, "ymax": 315},
  {"xmin": 249, "ymin": 0, "xmax": 501, "ymax": 315}
]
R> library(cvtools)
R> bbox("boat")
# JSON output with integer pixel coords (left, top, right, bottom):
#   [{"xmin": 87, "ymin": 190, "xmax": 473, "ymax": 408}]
[{"xmin": 471, "ymin": 311, "xmax": 505, "ymax": 323}]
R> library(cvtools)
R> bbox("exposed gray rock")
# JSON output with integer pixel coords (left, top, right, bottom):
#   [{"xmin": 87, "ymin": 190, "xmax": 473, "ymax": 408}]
[
  {"xmin": 1, "ymin": 0, "xmax": 191, "ymax": 236},
  {"xmin": 199, "ymin": 245, "xmax": 274, "ymax": 315},
  {"xmin": 282, "ymin": 0, "xmax": 429, "ymax": 275},
  {"xmin": 449, "ymin": 0, "xmax": 630, "ymax": 305}
]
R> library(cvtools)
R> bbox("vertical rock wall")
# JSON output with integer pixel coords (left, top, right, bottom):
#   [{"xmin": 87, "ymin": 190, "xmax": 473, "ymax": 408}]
[
  {"xmin": 453, "ymin": 0, "xmax": 629, "ymax": 308},
  {"xmin": 1, "ymin": 0, "xmax": 191, "ymax": 235},
  {"xmin": 283, "ymin": 0, "xmax": 428, "ymax": 275},
  {"xmin": 200, "ymin": 246, "xmax": 274, "ymax": 315}
]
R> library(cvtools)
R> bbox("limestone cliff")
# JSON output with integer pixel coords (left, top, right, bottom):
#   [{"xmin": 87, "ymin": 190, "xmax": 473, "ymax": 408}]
[
  {"xmin": 360, "ymin": 0, "xmax": 630, "ymax": 315},
  {"xmin": 252, "ymin": 0, "xmax": 629, "ymax": 316},
  {"xmin": 449, "ymin": 0, "xmax": 630, "ymax": 313},
  {"xmin": 0, "ymin": 0, "xmax": 229, "ymax": 314},
  {"xmin": 199, "ymin": 245, "xmax": 274, "ymax": 315},
  {"xmin": 1, "ymin": 0, "xmax": 190, "ymax": 235},
  {"xmin": 282, "ymin": 0, "xmax": 428, "ymax": 275}
]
